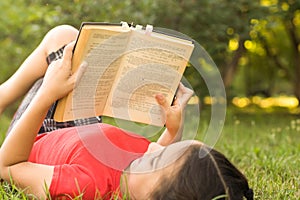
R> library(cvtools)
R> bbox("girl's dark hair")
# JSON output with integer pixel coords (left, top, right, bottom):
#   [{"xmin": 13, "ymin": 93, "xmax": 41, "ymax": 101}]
[{"xmin": 150, "ymin": 145, "xmax": 253, "ymax": 200}]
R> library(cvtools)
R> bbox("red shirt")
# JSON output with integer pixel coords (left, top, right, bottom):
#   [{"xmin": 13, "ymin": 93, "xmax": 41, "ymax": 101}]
[{"xmin": 29, "ymin": 123, "xmax": 150, "ymax": 199}]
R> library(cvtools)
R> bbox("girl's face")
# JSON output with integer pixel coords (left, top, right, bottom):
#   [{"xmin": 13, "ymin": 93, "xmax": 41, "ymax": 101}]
[
  {"xmin": 122, "ymin": 140, "xmax": 202, "ymax": 199},
  {"xmin": 130, "ymin": 140, "xmax": 200, "ymax": 172}
]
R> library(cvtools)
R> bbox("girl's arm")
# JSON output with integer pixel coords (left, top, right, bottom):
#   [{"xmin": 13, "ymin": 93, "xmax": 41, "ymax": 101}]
[
  {"xmin": 155, "ymin": 83, "xmax": 194, "ymax": 146},
  {"xmin": 0, "ymin": 42, "xmax": 85, "ymax": 198}
]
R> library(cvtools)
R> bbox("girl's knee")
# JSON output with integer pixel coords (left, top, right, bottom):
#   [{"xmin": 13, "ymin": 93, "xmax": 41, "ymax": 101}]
[
  {"xmin": 48, "ymin": 25, "xmax": 78, "ymax": 37},
  {"xmin": 43, "ymin": 25, "xmax": 79, "ymax": 53}
]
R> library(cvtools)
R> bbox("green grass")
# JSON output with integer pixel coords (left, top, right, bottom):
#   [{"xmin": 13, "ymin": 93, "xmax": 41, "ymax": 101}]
[
  {"xmin": 0, "ymin": 105, "xmax": 299, "ymax": 199},
  {"xmin": 213, "ymin": 106, "xmax": 300, "ymax": 200}
]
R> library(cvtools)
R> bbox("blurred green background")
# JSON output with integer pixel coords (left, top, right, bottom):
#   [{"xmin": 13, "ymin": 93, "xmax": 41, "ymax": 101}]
[{"xmin": 1, "ymin": 0, "xmax": 300, "ymax": 112}]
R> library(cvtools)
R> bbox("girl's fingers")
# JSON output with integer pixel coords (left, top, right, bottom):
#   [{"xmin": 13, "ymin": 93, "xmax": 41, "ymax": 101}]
[
  {"xmin": 62, "ymin": 41, "xmax": 76, "ymax": 70},
  {"xmin": 155, "ymin": 94, "xmax": 169, "ymax": 111},
  {"xmin": 72, "ymin": 61, "xmax": 88, "ymax": 87}
]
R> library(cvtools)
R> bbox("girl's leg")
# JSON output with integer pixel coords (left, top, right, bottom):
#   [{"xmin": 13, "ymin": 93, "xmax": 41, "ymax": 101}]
[{"xmin": 3, "ymin": 25, "xmax": 78, "ymax": 134}]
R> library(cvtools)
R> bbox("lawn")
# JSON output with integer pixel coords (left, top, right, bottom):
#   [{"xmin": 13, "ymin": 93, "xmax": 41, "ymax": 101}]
[
  {"xmin": 213, "ymin": 106, "xmax": 300, "ymax": 199},
  {"xmin": 0, "ymin": 105, "xmax": 299, "ymax": 199}
]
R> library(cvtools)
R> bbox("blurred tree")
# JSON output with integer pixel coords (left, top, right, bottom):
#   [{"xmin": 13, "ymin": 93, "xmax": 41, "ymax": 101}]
[
  {"xmin": 1, "ymin": 0, "xmax": 299, "ymax": 106},
  {"xmin": 0, "ymin": 0, "xmax": 59, "ymax": 81},
  {"xmin": 150, "ymin": 0, "xmax": 268, "ymax": 98},
  {"xmin": 238, "ymin": 0, "xmax": 300, "ymax": 103},
  {"xmin": 262, "ymin": 0, "xmax": 300, "ymax": 102}
]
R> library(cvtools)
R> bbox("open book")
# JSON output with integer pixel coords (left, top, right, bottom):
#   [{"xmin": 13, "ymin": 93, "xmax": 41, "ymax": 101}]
[{"xmin": 54, "ymin": 22, "xmax": 194, "ymax": 126}]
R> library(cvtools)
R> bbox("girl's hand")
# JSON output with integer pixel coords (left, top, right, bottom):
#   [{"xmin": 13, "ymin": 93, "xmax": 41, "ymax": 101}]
[
  {"xmin": 39, "ymin": 41, "xmax": 87, "ymax": 103},
  {"xmin": 155, "ymin": 93, "xmax": 182, "ymax": 135},
  {"xmin": 155, "ymin": 83, "xmax": 194, "ymax": 137}
]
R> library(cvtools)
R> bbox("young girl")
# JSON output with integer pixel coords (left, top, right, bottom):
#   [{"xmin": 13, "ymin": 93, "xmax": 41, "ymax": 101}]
[{"xmin": 0, "ymin": 26, "xmax": 253, "ymax": 200}]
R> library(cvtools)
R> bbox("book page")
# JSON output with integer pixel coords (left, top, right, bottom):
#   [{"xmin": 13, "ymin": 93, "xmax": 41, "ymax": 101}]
[
  {"xmin": 61, "ymin": 28, "xmax": 131, "ymax": 121},
  {"xmin": 103, "ymin": 30, "xmax": 194, "ymax": 126}
]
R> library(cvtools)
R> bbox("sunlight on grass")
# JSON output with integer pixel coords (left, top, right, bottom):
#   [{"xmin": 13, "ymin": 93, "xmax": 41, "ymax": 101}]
[{"xmin": 232, "ymin": 96, "xmax": 299, "ymax": 111}]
